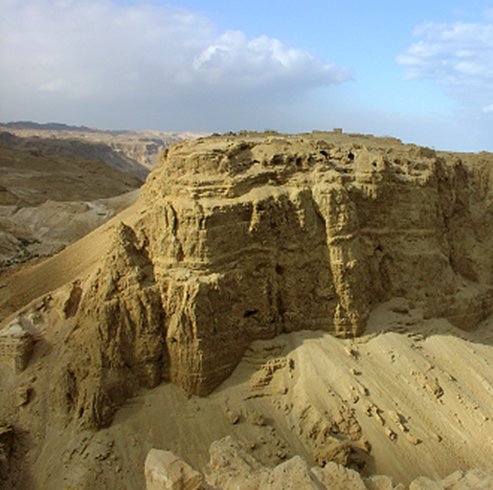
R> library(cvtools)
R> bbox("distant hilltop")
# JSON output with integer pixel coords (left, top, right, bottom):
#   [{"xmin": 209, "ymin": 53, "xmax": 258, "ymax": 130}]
[
  {"xmin": 0, "ymin": 122, "xmax": 209, "ymax": 171},
  {"xmin": 0, "ymin": 121, "xmax": 99, "ymax": 132}
]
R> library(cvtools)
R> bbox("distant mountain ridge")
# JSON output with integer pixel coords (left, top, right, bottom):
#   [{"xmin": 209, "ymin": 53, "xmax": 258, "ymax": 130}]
[
  {"xmin": 0, "ymin": 130, "xmax": 149, "ymax": 178},
  {"xmin": 0, "ymin": 123, "xmax": 207, "ymax": 267},
  {"xmin": 0, "ymin": 121, "xmax": 209, "ymax": 171},
  {"xmin": 0, "ymin": 130, "xmax": 144, "ymax": 266},
  {"xmin": 0, "ymin": 121, "xmax": 97, "ymax": 132}
]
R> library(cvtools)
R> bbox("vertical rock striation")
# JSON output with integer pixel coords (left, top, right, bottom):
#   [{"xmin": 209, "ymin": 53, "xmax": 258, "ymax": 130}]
[{"xmin": 52, "ymin": 133, "xmax": 493, "ymax": 428}]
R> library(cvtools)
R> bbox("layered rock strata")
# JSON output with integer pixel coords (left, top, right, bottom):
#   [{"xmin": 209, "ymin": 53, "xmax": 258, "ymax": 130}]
[
  {"xmin": 0, "ymin": 322, "xmax": 33, "ymax": 373},
  {"xmin": 53, "ymin": 133, "xmax": 493, "ymax": 428}
]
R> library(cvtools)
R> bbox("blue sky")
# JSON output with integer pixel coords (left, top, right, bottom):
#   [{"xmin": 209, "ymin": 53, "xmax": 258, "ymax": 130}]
[{"xmin": 1, "ymin": 0, "xmax": 493, "ymax": 151}]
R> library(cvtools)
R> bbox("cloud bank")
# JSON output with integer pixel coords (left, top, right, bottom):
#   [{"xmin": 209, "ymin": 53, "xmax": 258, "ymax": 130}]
[
  {"xmin": 0, "ymin": 0, "xmax": 349, "ymax": 129},
  {"xmin": 397, "ymin": 20, "xmax": 493, "ymax": 114}
]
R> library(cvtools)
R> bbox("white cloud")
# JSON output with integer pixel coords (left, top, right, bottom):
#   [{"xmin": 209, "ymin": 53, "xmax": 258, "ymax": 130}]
[
  {"xmin": 192, "ymin": 31, "xmax": 349, "ymax": 89},
  {"xmin": 0, "ymin": 0, "xmax": 349, "ymax": 129},
  {"xmin": 482, "ymin": 103, "xmax": 493, "ymax": 113},
  {"xmin": 397, "ymin": 21, "xmax": 493, "ymax": 111}
]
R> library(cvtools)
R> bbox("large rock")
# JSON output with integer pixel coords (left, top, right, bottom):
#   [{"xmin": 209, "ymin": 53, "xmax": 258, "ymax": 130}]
[
  {"xmin": 312, "ymin": 461, "xmax": 367, "ymax": 489},
  {"xmin": 261, "ymin": 456, "xmax": 324, "ymax": 489},
  {"xmin": 204, "ymin": 436, "xmax": 267, "ymax": 489},
  {"xmin": 204, "ymin": 436, "xmax": 359, "ymax": 489},
  {"xmin": 144, "ymin": 449, "xmax": 205, "ymax": 490},
  {"xmin": 410, "ymin": 469, "xmax": 493, "ymax": 490},
  {"xmin": 0, "ymin": 321, "xmax": 33, "ymax": 373},
  {"xmin": 365, "ymin": 474, "xmax": 404, "ymax": 490},
  {"xmin": 52, "ymin": 132, "xmax": 493, "ymax": 427},
  {"xmin": 145, "ymin": 437, "xmax": 493, "ymax": 489}
]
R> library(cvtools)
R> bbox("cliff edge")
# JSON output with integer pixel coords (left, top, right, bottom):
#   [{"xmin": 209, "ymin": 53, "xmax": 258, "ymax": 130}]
[{"xmin": 45, "ymin": 131, "xmax": 493, "ymax": 428}]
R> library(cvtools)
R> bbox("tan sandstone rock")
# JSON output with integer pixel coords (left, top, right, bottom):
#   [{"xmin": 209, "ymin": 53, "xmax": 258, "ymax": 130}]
[
  {"xmin": 43, "ymin": 133, "xmax": 493, "ymax": 428},
  {"xmin": 204, "ymin": 436, "xmax": 267, "ymax": 489},
  {"xmin": 144, "ymin": 449, "xmax": 205, "ymax": 490},
  {"xmin": 260, "ymin": 455, "xmax": 323, "ymax": 489},
  {"xmin": 0, "ymin": 425, "xmax": 14, "ymax": 482},
  {"xmin": 0, "ymin": 321, "xmax": 33, "ymax": 373},
  {"xmin": 365, "ymin": 474, "xmax": 405, "ymax": 490},
  {"xmin": 409, "ymin": 476, "xmax": 445, "ymax": 490},
  {"xmin": 311, "ymin": 461, "xmax": 367, "ymax": 489}
]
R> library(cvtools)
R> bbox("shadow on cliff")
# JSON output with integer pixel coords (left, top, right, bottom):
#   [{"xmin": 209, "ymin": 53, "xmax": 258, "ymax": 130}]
[{"xmin": 213, "ymin": 304, "xmax": 493, "ymax": 395}]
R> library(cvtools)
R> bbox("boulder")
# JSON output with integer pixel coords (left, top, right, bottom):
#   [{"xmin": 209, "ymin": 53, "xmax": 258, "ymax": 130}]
[{"xmin": 144, "ymin": 449, "xmax": 205, "ymax": 490}]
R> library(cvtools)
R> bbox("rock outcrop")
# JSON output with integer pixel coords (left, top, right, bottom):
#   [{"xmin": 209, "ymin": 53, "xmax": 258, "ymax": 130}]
[
  {"xmin": 51, "ymin": 132, "xmax": 493, "ymax": 428},
  {"xmin": 144, "ymin": 449, "xmax": 205, "ymax": 490},
  {"xmin": 0, "ymin": 321, "xmax": 34, "ymax": 373},
  {"xmin": 144, "ymin": 437, "xmax": 493, "ymax": 490},
  {"xmin": 0, "ymin": 426, "xmax": 14, "ymax": 482}
]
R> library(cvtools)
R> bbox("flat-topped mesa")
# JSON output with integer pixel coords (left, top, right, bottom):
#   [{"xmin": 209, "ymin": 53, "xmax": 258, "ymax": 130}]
[{"xmin": 56, "ymin": 133, "xmax": 493, "ymax": 428}]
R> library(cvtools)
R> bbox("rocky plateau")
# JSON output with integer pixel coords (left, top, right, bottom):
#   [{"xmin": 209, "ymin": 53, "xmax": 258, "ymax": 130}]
[{"xmin": 0, "ymin": 130, "xmax": 492, "ymax": 489}]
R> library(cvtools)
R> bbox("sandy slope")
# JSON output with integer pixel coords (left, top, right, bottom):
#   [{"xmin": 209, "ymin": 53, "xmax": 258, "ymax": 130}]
[
  {"xmin": 0, "ymin": 133, "xmax": 145, "ymax": 268},
  {"xmin": 0, "ymin": 190, "xmax": 139, "ymax": 267},
  {"xmin": 11, "ymin": 300, "xmax": 491, "ymax": 489},
  {"xmin": 0, "ymin": 198, "xmax": 143, "ymax": 323}
]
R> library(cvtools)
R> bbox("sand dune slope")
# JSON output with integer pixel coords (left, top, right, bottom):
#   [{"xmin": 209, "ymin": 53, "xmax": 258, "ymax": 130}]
[
  {"xmin": 14, "ymin": 302, "xmax": 492, "ymax": 489},
  {"xmin": 0, "ymin": 198, "xmax": 143, "ymax": 322}
]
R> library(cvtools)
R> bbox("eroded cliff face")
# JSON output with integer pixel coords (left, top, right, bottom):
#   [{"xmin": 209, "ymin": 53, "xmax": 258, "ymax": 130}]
[{"xmin": 53, "ymin": 133, "xmax": 493, "ymax": 428}]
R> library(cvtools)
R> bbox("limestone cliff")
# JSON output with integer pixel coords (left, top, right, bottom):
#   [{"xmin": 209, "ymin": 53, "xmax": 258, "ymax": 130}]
[{"xmin": 52, "ymin": 132, "xmax": 493, "ymax": 428}]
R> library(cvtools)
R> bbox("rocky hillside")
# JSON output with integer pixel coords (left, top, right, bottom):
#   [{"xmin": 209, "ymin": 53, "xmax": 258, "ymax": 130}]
[
  {"xmin": 0, "ymin": 131, "xmax": 492, "ymax": 488},
  {"xmin": 0, "ymin": 132, "xmax": 143, "ymax": 204},
  {"xmin": 53, "ymin": 131, "xmax": 493, "ymax": 425},
  {"xmin": 0, "ymin": 121, "xmax": 96, "ymax": 132},
  {"xmin": 0, "ymin": 122, "xmax": 208, "ymax": 172},
  {"xmin": 0, "ymin": 130, "xmax": 149, "ymax": 178},
  {"xmin": 0, "ymin": 132, "xmax": 143, "ymax": 267}
]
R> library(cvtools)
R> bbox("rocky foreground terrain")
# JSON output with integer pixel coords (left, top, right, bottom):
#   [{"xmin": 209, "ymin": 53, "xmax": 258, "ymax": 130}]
[{"xmin": 0, "ymin": 131, "xmax": 492, "ymax": 488}]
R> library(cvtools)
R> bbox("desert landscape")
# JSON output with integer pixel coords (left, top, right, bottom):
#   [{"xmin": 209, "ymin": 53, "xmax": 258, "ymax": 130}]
[
  {"xmin": 0, "ymin": 129, "xmax": 492, "ymax": 489},
  {"xmin": 0, "ymin": 124, "xmax": 204, "ymax": 268}
]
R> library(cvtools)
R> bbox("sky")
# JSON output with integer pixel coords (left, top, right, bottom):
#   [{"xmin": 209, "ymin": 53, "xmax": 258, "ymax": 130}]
[{"xmin": 1, "ymin": 0, "xmax": 493, "ymax": 151}]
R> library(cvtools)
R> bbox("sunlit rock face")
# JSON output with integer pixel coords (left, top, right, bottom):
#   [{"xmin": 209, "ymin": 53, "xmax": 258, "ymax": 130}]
[{"xmin": 55, "ymin": 132, "xmax": 493, "ymax": 428}]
